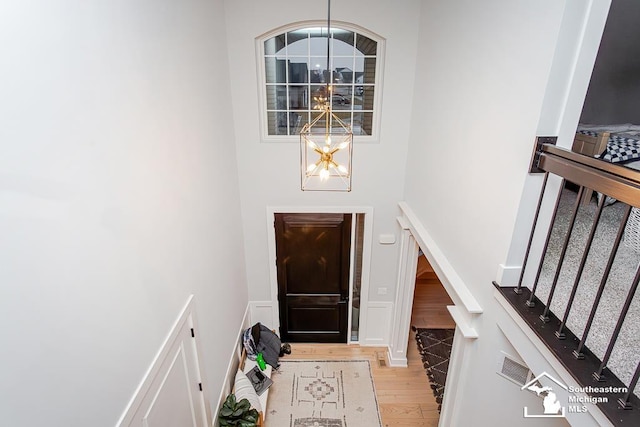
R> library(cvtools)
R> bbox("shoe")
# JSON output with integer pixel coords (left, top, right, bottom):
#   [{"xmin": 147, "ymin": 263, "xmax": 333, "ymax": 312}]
[{"xmin": 281, "ymin": 343, "xmax": 291, "ymax": 355}]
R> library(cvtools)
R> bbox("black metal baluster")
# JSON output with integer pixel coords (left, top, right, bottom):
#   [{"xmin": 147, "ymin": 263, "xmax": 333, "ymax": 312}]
[
  {"xmin": 526, "ymin": 178, "xmax": 566, "ymax": 307},
  {"xmin": 618, "ymin": 360, "xmax": 640, "ymax": 410},
  {"xmin": 540, "ymin": 186, "xmax": 585, "ymax": 322},
  {"xmin": 515, "ymin": 172, "xmax": 550, "ymax": 295},
  {"xmin": 574, "ymin": 204, "xmax": 632, "ymax": 359},
  {"xmin": 594, "ymin": 262, "xmax": 640, "ymax": 381},
  {"xmin": 556, "ymin": 195, "xmax": 605, "ymax": 339}
]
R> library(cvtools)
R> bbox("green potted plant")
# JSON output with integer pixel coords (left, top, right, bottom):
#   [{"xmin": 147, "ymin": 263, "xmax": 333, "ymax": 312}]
[{"xmin": 219, "ymin": 393, "xmax": 259, "ymax": 427}]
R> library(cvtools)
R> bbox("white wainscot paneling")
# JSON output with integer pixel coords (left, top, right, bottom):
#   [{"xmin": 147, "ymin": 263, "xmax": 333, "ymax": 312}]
[
  {"xmin": 249, "ymin": 301, "xmax": 280, "ymax": 330},
  {"xmin": 117, "ymin": 296, "xmax": 208, "ymax": 427},
  {"xmin": 362, "ymin": 302, "xmax": 392, "ymax": 346},
  {"xmin": 249, "ymin": 301, "xmax": 275, "ymax": 330}
]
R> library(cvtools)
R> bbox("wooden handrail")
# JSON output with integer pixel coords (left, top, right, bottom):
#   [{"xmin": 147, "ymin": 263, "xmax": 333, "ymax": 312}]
[{"xmin": 537, "ymin": 144, "xmax": 640, "ymax": 208}]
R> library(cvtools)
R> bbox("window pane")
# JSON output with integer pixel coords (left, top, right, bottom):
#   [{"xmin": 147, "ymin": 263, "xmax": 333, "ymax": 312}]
[
  {"xmin": 332, "ymin": 112, "xmax": 352, "ymax": 132},
  {"xmin": 354, "ymin": 112, "xmax": 372, "ymax": 135},
  {"xmin": 266, "ymin": 85, "xmax": 287, "ymax": 110},
  {"xmin": 265, "ymin": 57, "xmax": 286, "ymax": 83},
  {"xmin": 331, "ymin": 87, "xmax": 352, "ymax": 110},
  {"xmin": 332, "ymin": 36, "xmax": 355, "ymax": 57},
  {"xmin": 310, "ymin": 57, "xmax": 329, "ymax": 83},
  {"xmin": 362, "ymin": 58, "xmax": 376, "ymax": 84},
  {"xmin": 290, "ymin": 112, "xmax": 308, "ymax": 134},
  {"xmin": 311, "ymin": 85, "xmax": 327, "ymax": 109},
  {"xmin": 309, "ymin": 111, "xmax": 326, "ymax": 131},
  {"xmin": 333, "ymin": 85, "xmax": 352, "ymax": 97},
  {"xmin": 287, "ymin": 29, "xmax": 308, "ymax": 46},
  {"xmin": 288, "ymin": 58, "xmax": 309, "ymax": 83},
  {"xmin": 355, "ymin": 33, "xmax": 377, "ymax": 55},
  {"xmin": 362, "ymin": 86, "xmax": 374, "ymax": 110},
  {"xmin": 333, "ymin": 62, "xmax": 354, "ymax": 84},
  {"xmin": 310, "ymin": 33, "xmax": 330, "ymax": 57},
  {"xmin": 309, "ymin": 27, "xmax": 330, "ymax": 38},
  {"xmin": 267, "ymin": 111, "xmax": 288, "ymax": 135},
  {"xmin": 362, "ymin": 112, "xmax": 373, "ymax": 135},
  {"xmin": 289, "ymin": 85, "xmax": 309, "ymax": 110},
  {"xmin": 264, "ymin": 34, "xmax": 285, "ymax": 55},
  {"xmin": 353, "ymin": 86, "xmax": 374, "ymax": 110},
  {"xmin": 332, "ymin": 30, "xmax": 354, "ymax": 48},
  {"xmin": 286, "ymin": 35, "xmax": 308, "ymax": 57},
  {"xmin": 351, "ymin": 213, "xmax": 365, "ymax": 342}
]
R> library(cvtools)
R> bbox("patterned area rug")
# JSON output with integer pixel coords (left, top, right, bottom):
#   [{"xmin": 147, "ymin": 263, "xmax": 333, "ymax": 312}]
[
  {"xmin": 413, "ymin": 327, "xmax": 455, "ymax": 412},
  {"xmin": 266, "ymin": 360, "xmax": 382, "ymax": 427}
]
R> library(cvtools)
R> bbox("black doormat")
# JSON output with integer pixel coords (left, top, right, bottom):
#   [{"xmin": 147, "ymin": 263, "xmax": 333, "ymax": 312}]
[{"xmin": 413, "ymin": 327, "xmax": 455, "ymax": 412}]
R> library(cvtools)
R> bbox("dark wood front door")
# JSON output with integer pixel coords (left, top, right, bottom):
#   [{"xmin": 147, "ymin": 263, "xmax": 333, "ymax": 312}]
[{"xmin": 275, "ymin": 213, "xmax": 351, "ymax": 343}]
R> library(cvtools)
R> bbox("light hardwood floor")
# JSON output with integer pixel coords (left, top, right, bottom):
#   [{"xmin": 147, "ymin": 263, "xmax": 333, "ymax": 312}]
[
  {"xmin": 412, "ymin": 262, "xmax": 455, "ymax": 330},
  {"xmin": 287, "ymin": 343, "xmax": 440, "ymax": 427},
  {"xmin": 280, "ymin": 256, "xmax": 455, "ymax": 427}
]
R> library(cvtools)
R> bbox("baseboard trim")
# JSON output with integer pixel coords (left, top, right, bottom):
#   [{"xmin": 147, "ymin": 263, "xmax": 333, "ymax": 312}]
[
  {"xmin": 212, "ymin": 303, "xmax": 251, "ymax": 424},
  {"xmin": 386, "ymin": 347, "xmax": 408, "ymax": 367}
]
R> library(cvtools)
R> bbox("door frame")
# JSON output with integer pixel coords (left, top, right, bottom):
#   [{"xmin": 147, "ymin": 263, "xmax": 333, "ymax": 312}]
[{"xmin": 267, "ymin": 206, "xmax": 374, "ymax": 344}]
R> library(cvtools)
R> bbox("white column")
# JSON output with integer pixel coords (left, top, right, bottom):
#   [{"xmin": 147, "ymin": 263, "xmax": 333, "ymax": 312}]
[{"xmin": 387, "ymin": 216, "xmax": 419, "ymax": 367}]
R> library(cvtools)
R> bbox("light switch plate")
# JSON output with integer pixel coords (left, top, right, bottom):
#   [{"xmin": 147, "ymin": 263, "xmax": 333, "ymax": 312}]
[{"xmin": 379, "ymin": 234, "xmax": 396, "ymax": 244}]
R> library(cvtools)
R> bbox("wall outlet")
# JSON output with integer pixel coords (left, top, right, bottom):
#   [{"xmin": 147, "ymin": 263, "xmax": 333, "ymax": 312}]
[{"xmin": 377, "ymin": 287, "xmax": 387, "ymax": 295}]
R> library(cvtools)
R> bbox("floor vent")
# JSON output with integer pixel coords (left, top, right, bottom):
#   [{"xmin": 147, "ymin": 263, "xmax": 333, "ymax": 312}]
[{"xmin": 497, "ymin": 352, "xmax": 532, "ymax": 386}]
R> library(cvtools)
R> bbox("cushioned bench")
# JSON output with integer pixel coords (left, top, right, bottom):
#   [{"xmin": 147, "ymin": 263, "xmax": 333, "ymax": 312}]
[{"xmin": 237, "ymin": 349, "xmax": 272, "ymax": 426}]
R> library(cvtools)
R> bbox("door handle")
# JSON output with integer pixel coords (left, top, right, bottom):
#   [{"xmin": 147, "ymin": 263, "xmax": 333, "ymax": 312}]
[{"xmin": 339, "ymin": 296, "xmax": 349, "ymax": 303}]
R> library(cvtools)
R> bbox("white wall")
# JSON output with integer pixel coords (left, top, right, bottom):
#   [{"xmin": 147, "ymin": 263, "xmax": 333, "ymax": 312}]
[
  {"xmin": 0, "ymin": 1, "xmax": 247, "ymax": 426},
  {"xmin": 405, "ymin": 0, "xmax": 565, "ymax": 312},
  {"xmin": 404, "ymin": 0, "xmax": 572, "ymax": 425},
  {"xmin": 224, "ymin": 1, "xmax": 421, "ymax": 314}
]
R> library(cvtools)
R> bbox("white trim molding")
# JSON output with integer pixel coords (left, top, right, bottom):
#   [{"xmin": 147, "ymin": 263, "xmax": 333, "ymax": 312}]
[
  {"xmin": 387, "ymin": 216, "xmax": 419, "ymax": 367},
  {"xmin": 389, "ymin": 201, "xmax": 483, "ymax": 426},
  {"xmin": 446, "ymin": 306, "xmax": 478, "ymax": 339},
  {"xmin": 389, "ymin": 202, "xmax": 483, "ymax": 366},
  {"xmin": 116, "ymin": 295, "xmax": 211, "ymax": 427},
  {"xmin": 361, "ymin": 301, "xmax": 393, "ymax": 347},
  {"xmin": 398, "ymin": 202, "xmax": 483, "ymax": 314}
]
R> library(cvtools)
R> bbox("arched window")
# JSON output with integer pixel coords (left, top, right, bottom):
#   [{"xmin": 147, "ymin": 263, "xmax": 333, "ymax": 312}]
[{"xmin": 258, "ymin": 22, "xmax": 384, "ymax": 141}]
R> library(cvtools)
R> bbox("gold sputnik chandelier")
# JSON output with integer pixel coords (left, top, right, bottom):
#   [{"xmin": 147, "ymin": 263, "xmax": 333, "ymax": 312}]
[{"xmin": 300, "ymin": 0, "xmax": 353, "ymax": 192}]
